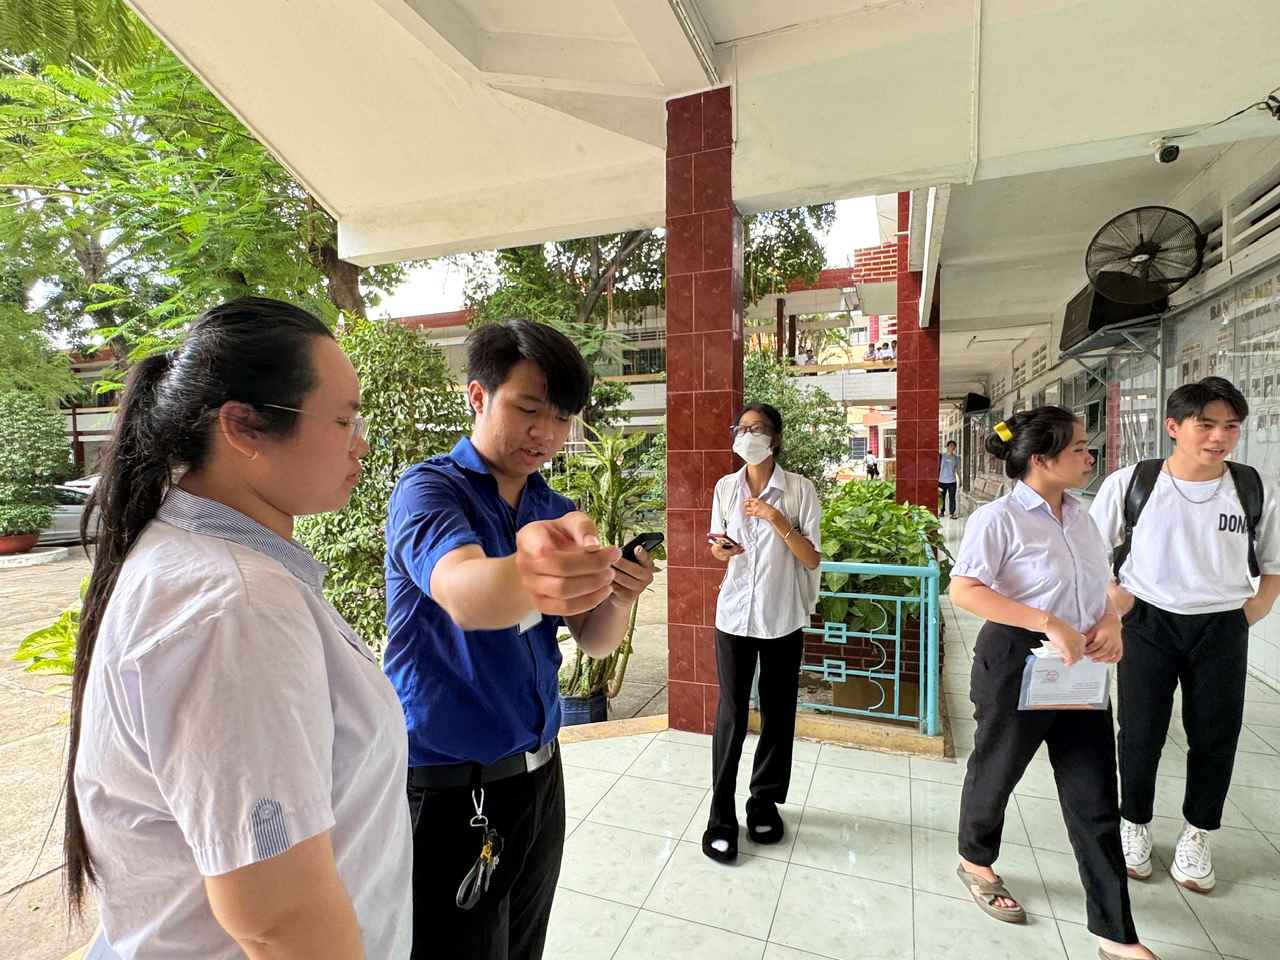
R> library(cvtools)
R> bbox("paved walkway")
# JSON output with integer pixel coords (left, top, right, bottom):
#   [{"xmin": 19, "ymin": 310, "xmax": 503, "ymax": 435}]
[
  {"xmin": 544, "ymin": 515, "xmax": 1280, "ymax": 959},
  {"xmin": 0, "ymin": 553, "xmax": 97, "ymax": 960}
]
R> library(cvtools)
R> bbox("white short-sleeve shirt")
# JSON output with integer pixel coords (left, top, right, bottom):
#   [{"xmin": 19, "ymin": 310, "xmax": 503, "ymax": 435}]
[
  {"xmin": 710, "ymin": 465, "xmax": 822, "ymax": 638},
  {"xmin": 79, "ymin": 489, "xmax": 412, "ymax": 960},
  {"xmin": 1090, "ymin": 464, "xmax": 1280, "ymax": 614},
  {"xmin": 952, "ymin": 481, "xmax": 1112, "ymax": 633}
]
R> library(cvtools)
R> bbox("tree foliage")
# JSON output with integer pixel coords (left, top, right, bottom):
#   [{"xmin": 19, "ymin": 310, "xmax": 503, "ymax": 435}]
[
  {"xmin": 459, "ymin": 206, "xmax": 834, "ymax": 363},
  {"xmin": 0, "ymin": 303, "xmax": 78, "ymax": 401},
  {"xmin": 0, "ymin": 0, "xmax": 157, "ymax": 75},
  {"xmin": 0, "ymin": 389, "xmax": 72, "ymax": 534},
  {"xmin": 0, "ymin": 41, "xmax": 408, "ymax": 369},
  {"xmin": 295, "ymin": 318, "xmax": 470, "ymax": 655},
  {"xmin": 744, "ymin": 348, "xmax": 849, "ymax": 496},
  {"xmin": 743, "ymin": 205, "xmax": 837, "ymax": 306}
]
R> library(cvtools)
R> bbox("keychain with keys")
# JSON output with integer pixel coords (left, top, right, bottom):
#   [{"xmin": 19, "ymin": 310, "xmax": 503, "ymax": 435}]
[{"xmin": 456, "ymin": 788, "xmax": 504, "ymax": 910}]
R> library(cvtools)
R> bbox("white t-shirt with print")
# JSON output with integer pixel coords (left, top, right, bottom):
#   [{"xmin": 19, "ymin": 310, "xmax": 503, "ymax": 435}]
[{"xmin": 1090, "ymin": 463, "xmax": 1280, "ymax": 615}]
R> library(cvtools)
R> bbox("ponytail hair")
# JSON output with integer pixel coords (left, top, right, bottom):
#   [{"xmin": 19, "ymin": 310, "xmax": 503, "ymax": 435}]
[
  {"xmin": 984, "ymin": 406, "xmax": 1079, "ymax": 480},
  {"xmin": 66, "ymin": 297, "xmax": 332, "ymax": 914}
]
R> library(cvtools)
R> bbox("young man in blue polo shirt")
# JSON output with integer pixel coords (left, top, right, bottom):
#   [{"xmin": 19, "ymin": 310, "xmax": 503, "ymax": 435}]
[{"xmin": 384, "ymin": 319, "xmax": 655, "ymax": 960}]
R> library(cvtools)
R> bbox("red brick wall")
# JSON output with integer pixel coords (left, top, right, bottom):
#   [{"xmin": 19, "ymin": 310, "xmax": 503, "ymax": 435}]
[
  {"xmin": 851, "ymin": 241, "xmax": 900, "ymax": 285},
  {"xmin": 664, "ymin": 87, "xmax": 742, "ymax": 735},
  {"xmin": 894, "ymin": 192, "xmax": 941, "ymax": 508}
]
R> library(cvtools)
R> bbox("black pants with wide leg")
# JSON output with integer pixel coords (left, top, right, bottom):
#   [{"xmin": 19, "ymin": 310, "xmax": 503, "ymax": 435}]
[
  {"xmin": 709, "ymin": 628, "xmax": 805, "ymax": 830},
  {"xmin": 958, "ymin": 622, "xmax": 1137, "ymax": 945}
]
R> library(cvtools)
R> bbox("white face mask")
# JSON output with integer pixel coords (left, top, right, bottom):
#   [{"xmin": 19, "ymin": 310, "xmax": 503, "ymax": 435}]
[{"xmin": 733, "ymin": 431, "xmax": 774, "ymax": 465}]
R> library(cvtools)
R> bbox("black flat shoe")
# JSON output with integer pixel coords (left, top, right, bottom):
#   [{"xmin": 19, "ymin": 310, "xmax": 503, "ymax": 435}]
[
  {"xmin": 746, "ymin": 797, "xmax": 784, "ymax": 844},
  {"xmin": 702, "ymin": 824, "xmax": 738, "ymax": 863}
]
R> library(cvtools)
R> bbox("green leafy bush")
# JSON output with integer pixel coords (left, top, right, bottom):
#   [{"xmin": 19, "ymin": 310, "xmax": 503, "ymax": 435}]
[
  {"xmin": 818, "ymin": 479, "xmax": 952, "ymax": 629},
  {"xmin": 0, "ymin": 391, "xmax": 72, "ymax": 536},
  {"xmin": 295, "ymin": 318, "xmax": 470, "ymax": 655}
]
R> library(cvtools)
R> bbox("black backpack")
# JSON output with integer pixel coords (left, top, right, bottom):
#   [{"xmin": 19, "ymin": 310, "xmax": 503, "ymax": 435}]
[{"xmin": 1112, "ymin": 459, "xmax": 1264, "ymax": 579}]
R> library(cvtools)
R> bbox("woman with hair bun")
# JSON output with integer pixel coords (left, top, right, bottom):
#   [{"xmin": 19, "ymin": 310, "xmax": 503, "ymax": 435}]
[{"xmin": 949, "ymin": 407, "xmax": 1158, "ymax": 960}]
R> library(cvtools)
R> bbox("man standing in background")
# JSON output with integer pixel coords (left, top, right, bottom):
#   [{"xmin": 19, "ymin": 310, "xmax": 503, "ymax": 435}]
[{"xmin": 939, "ymin": 440, "xmax": 960, "ymax": 519}]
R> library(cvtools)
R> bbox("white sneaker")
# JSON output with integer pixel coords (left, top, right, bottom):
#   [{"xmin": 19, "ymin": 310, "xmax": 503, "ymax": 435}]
[
  {"xmin": 1170, "ymin": 823, "xmax": 1215, "ymax": 893},
  {"xmin": 1120, "ymin": 819, "xmax": 1153, "ymax": 880}
]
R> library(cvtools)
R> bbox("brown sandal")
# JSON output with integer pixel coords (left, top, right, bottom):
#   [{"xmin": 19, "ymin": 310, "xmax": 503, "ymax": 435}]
[{"xmin": 956, "ymin": 864, "xmax": 1027, "ymax": 924}]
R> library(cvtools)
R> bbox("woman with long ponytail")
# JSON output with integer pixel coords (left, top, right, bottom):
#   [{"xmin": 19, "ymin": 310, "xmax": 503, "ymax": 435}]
[{"xmin": 70, "ymin": 298, "xmax": 412, "ymax": 959}]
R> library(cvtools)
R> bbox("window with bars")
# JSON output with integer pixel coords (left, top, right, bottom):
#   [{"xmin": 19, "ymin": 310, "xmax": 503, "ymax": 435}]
[{"xmin": 1031, "ymin": 343, "xmax": 1048, "ymax": 378}]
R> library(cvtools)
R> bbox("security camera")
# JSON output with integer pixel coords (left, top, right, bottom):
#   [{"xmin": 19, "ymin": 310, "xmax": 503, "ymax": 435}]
[{"xmin": 1151, "ymin": 138, "xmax": 1180, "ymax": 164}]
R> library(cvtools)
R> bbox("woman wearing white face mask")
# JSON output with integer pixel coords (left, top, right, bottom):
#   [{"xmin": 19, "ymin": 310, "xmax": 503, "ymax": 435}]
[{"xmin": 702, "ymin": 404, "xmax": 822, "ymax": 863}]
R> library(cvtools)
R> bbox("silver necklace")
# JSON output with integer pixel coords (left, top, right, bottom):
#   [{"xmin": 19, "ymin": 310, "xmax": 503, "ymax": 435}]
[{"xmin": 1163, "ymin": 460, "xmax": 1225, "ymax": 505}]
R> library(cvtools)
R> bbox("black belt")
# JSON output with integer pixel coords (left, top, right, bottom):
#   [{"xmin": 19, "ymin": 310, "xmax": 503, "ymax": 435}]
[{"xmin": 409, "ymin": 740, "xmax": 557, "ymax": 790}]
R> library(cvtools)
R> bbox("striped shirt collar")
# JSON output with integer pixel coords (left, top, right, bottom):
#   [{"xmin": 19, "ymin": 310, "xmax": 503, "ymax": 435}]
[{"xmin": 157, "ymin": 487, "xmax": 326, "ymax": 591}]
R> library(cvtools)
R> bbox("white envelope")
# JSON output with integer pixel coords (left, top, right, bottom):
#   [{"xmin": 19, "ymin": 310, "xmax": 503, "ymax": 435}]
[{"xmin": 1017, "ymin": 649, "xmax": 1110, "ymax": 711}]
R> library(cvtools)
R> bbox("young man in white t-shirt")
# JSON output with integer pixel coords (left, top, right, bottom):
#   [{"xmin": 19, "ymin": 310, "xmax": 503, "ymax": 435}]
[{"xmin": 1091, "ymin": 377, "xmax": 1280, "ymax": 894}]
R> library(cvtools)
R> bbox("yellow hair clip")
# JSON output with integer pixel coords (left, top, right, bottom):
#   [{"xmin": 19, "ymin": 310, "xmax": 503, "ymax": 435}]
[{"xmin": 994, "ymin": 421, "xmax": 1014, "ymax": 442}]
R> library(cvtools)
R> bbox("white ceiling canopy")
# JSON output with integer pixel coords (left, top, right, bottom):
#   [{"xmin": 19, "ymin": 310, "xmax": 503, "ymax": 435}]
[{"xmin": 124, "ymin": 0, "xmax": 1280, "ymax": 266}]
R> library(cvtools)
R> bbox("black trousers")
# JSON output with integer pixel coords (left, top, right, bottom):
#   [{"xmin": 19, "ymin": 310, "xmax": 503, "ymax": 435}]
[
  {"xmin": 710, "ymin": 628, "xmax": 804, "ymax": 829},
  {"xmin": 1118, "ymin": 597, "xmax": 1249, "ymax": 830},
  {"xmin": 959, "ymin": 622, "xmax": 1136, "ymax": 945},
  {"xmin": 939, "ymin": 482, "xmax": 958, "ymax": 515},
  {"xmin": 407, "ymin": 753, "xmax": 566, "ymax": 960}
]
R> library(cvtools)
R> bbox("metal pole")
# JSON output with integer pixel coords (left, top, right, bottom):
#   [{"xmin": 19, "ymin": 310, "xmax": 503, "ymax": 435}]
[
  {"xmin": 926, "ymin": 568, "xmax": 940, "ymax": 736},
  {"xmin": 1156, "ymin": 318, "xmax": 1169, "ymax": 458}
]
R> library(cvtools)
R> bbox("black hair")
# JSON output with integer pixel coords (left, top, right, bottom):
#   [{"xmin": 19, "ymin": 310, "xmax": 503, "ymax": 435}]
[
  {"xmin": 946, "ymin": 440, "xmax": 957, "ymax": 448},
  {"xmin": 739, "ymin": 402, "xmax": 784, "ymax": 458},
  {"xmin": 466, "ymin": 319, "xmax": 593, "ymax": 415},
  {"xmin": 1166, "ymin": 376, "xmax": 1249, "ymax": 423},
  {"xmin": 66, "ymin": 297, "xmax": 332, "ymax": 915},
  {"xmin": 984, "ymin": 405, "xmax": 1079, "ymax": 480}
]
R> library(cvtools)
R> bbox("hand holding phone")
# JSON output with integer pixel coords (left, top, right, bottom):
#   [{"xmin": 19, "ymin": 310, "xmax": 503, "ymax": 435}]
[
  {"xmin": 707, "ymin": 533, "xmax": 743, "ymax": 555},
  {"xmin": 621, "ymin": 531, "xmax": 664, "ymax": 563}
]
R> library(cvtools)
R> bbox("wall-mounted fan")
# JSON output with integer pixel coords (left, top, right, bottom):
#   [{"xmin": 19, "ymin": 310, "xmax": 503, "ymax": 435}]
[{"xmin": 1085, "ymin": 206, "xmax": 1206, "ymax": 304}]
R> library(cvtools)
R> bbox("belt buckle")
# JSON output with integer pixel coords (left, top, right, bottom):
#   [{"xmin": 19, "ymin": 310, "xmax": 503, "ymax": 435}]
[{"xmin": 525, "ymin": 739, "xmax": 555, "ymax": 772}]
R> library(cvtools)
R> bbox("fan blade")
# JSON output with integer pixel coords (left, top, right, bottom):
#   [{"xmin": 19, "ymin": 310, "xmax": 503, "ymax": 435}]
[{"xmin": 1109, "ymin": 218, "xmax": 1136, "ymax": 252}]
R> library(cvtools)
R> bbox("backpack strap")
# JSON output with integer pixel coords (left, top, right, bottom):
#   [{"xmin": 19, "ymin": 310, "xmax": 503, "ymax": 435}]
[
  {"xmin": 1113, "ymin": 459, "xmax": 1164, "ymax": 579},
  {"xmin": 1226, "ymin": 461, "xmax": 1265, "ymax": 578}
]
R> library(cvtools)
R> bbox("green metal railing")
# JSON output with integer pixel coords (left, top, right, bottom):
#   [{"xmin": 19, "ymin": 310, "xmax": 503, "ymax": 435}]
[{"xmin": 799, "ymin": 544, "xmax": 941, "ymax": 736}]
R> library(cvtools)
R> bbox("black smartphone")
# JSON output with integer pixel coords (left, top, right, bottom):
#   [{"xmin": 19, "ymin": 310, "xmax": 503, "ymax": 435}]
[{"xmin": 620, "ymin": 531, "xmax": 663, "ymax": 562}]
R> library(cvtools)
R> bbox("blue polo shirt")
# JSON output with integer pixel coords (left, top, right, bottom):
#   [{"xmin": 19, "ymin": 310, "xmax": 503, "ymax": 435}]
[{"xmin": 383, "ymin": 437, "xmax": 576, "ymax": 767}]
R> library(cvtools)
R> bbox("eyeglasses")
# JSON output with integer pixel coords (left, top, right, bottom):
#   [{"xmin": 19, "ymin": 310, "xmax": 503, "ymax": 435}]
[
  {"xmin": 261, "ymin": 404, "xmax": 369, "ymax": 448},
  {"xmin": 729, "ymin": 424, "xmax": 773, "ymax": 439}
]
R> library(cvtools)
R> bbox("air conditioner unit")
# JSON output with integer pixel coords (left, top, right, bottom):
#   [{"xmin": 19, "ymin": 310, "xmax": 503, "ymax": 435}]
[{"xmin": 962, "ymin": 393, "xmax": 991, "ymax": 415}]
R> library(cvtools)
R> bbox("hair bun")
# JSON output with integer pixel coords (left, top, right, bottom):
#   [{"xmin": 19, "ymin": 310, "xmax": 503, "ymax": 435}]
[{"xmin": 984, "ymin": 433, "xmax": 1011, "ymax": 460}]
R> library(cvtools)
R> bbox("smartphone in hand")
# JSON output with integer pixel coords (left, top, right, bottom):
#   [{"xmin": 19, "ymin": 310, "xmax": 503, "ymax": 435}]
[
  {"xmin": 621, "ymin": 531, "xmax": 664, "ymax": 563},
  {"xmin": 707, "ymin": 533, "xmax": 741, "ymax": 550}
]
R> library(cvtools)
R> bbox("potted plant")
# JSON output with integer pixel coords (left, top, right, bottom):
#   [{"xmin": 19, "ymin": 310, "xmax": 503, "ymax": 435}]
[
  {"xmin": 549, "ymin": 425, "xmax": 664, "ymax": 724},
  {"xmin": 0, "ymin": 392, "xmax": 72, "ymax": 556},
  {"xmin": 813, "ymin": 479, "xmax": 952, "ymax": 714}
]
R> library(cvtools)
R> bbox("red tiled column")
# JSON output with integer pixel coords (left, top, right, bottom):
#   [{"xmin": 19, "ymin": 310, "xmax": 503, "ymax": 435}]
[
  {"xmin": 894, "ymin": 192, "xmax": 941, "ymax": 507},
  {"xmin": 665, "ymin": 87, "xmax": 743, "ymax": 734}
]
